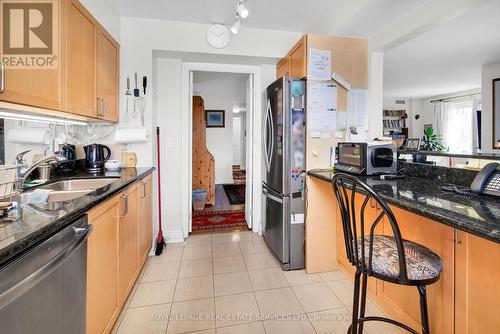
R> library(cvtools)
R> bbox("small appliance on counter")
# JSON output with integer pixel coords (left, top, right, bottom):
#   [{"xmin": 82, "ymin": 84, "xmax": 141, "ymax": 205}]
[
  {"xmin": 335, "ymin": 141, "xmax": 397, "ymax": 176},
  {"xmin": 59, "ymin": 144, "xmax": 76, "ymax": 173},
  {"xmin": 122, "ymin": 151, "xmax": 137, "ymax": 168},
  {"xmin": 84, "ymin": 143, "xmax": 111, "ymax": 172},
  {"xmin": 105, "ymin": 160, "xmax": 122, "ymax": 171}
]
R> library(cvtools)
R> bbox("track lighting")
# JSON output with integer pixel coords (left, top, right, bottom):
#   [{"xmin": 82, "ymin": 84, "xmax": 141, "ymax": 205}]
[
  {"xmin": 230, "ymin": 16, "xmax": 241, "ymax": 34},
  {"xmin": 237, "ymin": 0, "xmax": 249, "ymax": 18}
]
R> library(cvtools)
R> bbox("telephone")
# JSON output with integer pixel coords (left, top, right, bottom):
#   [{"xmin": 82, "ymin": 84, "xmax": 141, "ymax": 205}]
[{"xmin": 470, "ymin": 163, "xmax": 500, "ymax": 197}]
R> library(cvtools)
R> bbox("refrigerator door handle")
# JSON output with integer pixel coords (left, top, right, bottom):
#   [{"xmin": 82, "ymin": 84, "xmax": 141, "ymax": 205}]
[
  {"xmin": 262, "ymin": 188, "xmax": 283, "ymax": 203},
  {"xmin": 268, "ymin": 100, "xmax": 275, "ymax": 170},
  {"xmin": 264, "ymin": 99, "xmax": 273, "ymax": 172}
]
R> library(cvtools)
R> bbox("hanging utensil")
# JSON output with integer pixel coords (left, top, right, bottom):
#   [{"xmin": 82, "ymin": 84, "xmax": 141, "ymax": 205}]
[
  {"xmin": 134, "ymin": 72, "xmax": 140, "ymax": 97},
  {"xmin": 126, "ymin": 76, "xmax": 132, "ymax": 95},
  {"xmin": 142, "ymin": 76, "xmax": 147, "ymax": 95},
  {"xmin": 124, "ymin": 97, "xmax": 130, "ymax": 122}
]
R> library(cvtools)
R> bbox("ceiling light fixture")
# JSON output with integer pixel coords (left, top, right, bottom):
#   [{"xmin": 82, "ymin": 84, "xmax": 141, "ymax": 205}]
[
  {"xmin": 237, "ymin": 0, "xmax": 249, "ymax": 18},
  {"xmin": 230, "ymin": 16, "xmax": 241, "ymax": 35}
]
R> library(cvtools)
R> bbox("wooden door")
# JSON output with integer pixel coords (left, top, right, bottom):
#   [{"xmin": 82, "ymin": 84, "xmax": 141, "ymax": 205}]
[
  {"xmin": 455, "ymin": 231, "xmax": 500, "ymax": 333},
  {"xmin": 86, "ymin": 197, "xmax": 120, "ymax": 334},
  {"xmin": 376, "ymin": 206, "xmax": 455, "ymax": 334},
  {"xmin": 276, "ymin": 57, "xmax": 290, "ymax": 79},
  {"xmin": 118, "ymin": 184, "xmax": 139, "ymax": 302},
  {"xmin": 289, "ymin": 36, "xmax": 307, "ymax": 78},
  {"xmin": 138, "ymin": 175, "xmax": 153, "ymax": 262},
  {"xmin": 96, "ymin": 28, "xmax": 119, "ymax": 122},
  {"xmin": 0, "ymin": 0, "xmax": 65, "ymax": 110},
  {"xmin": 66, "ymin": 0, "xmax": 97, "ymax": 117}
]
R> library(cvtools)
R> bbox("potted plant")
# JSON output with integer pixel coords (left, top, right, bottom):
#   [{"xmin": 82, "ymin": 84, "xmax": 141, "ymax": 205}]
[
  {"xmin": 420, "ymin": 128, "xmax": 447, "ymax": 152},
  {"xmin": 413, "ymin": 128, "xmax": 447, "ymax": 163}
]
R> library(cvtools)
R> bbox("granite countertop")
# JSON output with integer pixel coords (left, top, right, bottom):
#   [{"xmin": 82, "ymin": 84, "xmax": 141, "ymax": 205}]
[
  {"xmin": 308, "ymin": 169, "xmax": 500, "ymax": 244},
  {"xmin": 0, "ymin": 167, "xmax": 154, "ymax": 267}
]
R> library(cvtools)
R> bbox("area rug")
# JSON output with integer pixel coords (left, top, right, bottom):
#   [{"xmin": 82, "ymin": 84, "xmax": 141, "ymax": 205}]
[
  {"xmin": 233, "ymin": 169, "xmax": 246, "ymax": 181},
  {"xmin": 192, "ymin": 211, "xmax": 247, "ymax": 231},
  {"xmin": 223, "ymin": 184, "xmax": 246, "ymax": 205}
]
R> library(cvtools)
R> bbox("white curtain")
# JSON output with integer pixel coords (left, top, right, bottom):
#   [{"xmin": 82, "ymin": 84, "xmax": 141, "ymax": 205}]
[
  {"xmin": 438, "ymin": 100, "xmax": 474, "ymax": 153},
  {"xmin": 433, "ymin": 101, "xmax": 446, "ymax": 139}
]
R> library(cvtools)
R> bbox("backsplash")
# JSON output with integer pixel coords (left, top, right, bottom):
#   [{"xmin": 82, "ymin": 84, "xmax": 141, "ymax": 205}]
[{"xmin": 399, "ymin": 161, "xmax": 478, "ymax": 187}]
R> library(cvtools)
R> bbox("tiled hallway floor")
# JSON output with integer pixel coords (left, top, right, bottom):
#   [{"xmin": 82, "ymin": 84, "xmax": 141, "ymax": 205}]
[{"xmin": 113, "ymin": 231, "xmax": 401, "ymax": 334}]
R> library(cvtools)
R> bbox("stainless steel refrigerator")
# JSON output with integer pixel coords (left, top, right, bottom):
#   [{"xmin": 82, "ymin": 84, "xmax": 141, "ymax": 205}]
[{"xmin": 262, "ymin": 77, "xmax": 306, "ymax": 270}]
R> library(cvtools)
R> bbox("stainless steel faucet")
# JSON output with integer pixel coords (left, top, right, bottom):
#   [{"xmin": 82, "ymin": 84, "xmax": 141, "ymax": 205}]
[{"xmin": 13, "ymin": 150, "xmax": 67, "ymax": 190}]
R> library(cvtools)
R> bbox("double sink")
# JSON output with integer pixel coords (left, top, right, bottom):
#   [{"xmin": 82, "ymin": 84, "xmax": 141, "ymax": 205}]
[{"xmin": 21, "ymin": 178, "xmax": 118, "ymax": 204}]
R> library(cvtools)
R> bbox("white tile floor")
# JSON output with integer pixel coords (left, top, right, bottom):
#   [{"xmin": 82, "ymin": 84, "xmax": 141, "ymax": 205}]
[{"xmin": 113, "ymin": 231, "xmax": 401, "ymax": 334}]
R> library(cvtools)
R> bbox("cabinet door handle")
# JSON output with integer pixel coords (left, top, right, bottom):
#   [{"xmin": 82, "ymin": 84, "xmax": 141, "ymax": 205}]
[
  {"xmin": 142, "ymin": 181, "xmax": 147, "ymax": 198},
  {"xmin": 454, "ymin": 229, "xmax": 463, "ymax": 244},
  {"xmin": 120, "ymin": 194, "xmax": 128, "ymax": 217},
  {"xmin": 0, "ymin": 61, "xmax": 5, "ymax": 93},
  {"xmin": 97, "ymin": 97, "xmax": 105, "ymax": 116}
]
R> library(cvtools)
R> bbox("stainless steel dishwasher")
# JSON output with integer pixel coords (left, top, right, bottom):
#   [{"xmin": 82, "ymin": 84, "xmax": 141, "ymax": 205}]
[{"xmin": 0, "ymin": 215, "xmax": 92, "ymax": 334}]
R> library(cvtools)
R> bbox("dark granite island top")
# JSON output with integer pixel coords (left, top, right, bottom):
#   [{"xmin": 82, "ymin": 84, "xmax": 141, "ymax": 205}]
[
  {"xmin": 0, "ymin": 167, "xmax": 155, "ymax": 267},
  {"xmin": 307, "ymin": 169, "xmax": 500, "ymax": 244}
]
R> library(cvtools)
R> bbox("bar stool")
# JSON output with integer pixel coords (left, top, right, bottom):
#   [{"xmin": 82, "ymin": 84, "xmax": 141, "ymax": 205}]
[{"xmin": 332, "ymin": 173, "xmax": 442, "ymax": 334}]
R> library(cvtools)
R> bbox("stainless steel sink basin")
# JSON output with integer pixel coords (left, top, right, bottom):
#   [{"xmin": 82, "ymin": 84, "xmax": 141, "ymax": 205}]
[
  {"xmin": 40, "ymin": 178, "xmax": 117, "ymax": 191},
  {"xmin": 20, "ymin": 178, "xmax": 118, "ymax": 204},
  {"xmin": 20, "ymin": 189, "xmax": 93, "ymax": 203}
]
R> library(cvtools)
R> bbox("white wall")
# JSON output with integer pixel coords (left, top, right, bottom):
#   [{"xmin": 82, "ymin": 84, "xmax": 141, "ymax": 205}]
[
  {"xmin": 120, "ymin": 17, "xmax": 299, "ymax": 242},
  {"xmin": 193, "ymin": 73, "xmax": 248, "ymax": 184},
  {"xmin": 80, "ymin": 0, "xmax": 120, "ymax": 42},
  {"xmin": 481, "ymin": 62, "xmax": 500, "ymax": 153}
]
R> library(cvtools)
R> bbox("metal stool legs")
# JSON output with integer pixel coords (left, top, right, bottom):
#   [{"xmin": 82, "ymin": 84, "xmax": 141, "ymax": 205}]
[
  {"xmin": 348, "ymin": 276, "xmax": 432, "ymax": 334},
  {"xmin": 351, "ymin": 270, "xmax": 362, "ymax": 334},
  {"xmin": 418, "ymin": 285, "xmax": 430, "ymax": 334},
  {"xmin": 358, "ymin": 273, "xmax": 368, "ymax": 333}
]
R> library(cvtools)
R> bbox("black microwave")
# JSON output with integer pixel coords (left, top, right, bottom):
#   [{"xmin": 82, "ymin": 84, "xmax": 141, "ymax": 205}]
[{"xmin": 335, "ymin": 142, "xmax": 397, "ymax": 175}]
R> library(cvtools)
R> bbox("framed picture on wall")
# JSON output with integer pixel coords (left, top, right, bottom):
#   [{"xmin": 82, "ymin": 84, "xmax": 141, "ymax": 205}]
[{"xmin": 206, "ymin": 110, "xmax": 225, "ymax": 128}]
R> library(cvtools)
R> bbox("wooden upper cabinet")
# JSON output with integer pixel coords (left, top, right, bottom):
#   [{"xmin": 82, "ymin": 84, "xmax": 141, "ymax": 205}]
[
  {"xmin": 276, "ymin": 35, "xmax": 307, "ymax": 79},
  {"xmin": 289, "ymin": 36, "xmax": 307, "ymax": 78},
  {"xmin": 97, "ymin": 28, "xmax": 119, "ymax": 122},
  {"xmin": 276, "ymin": 57, "xmax": 290, "ymax": 79},
  {"xmin": 0, "ymin": 0, "xmax": 66, "ymax": 110},
  {"xmin": 66, "ymin": 0, "xmax": 97, "ymax": 117},
  {"xmin": 455, "ymin": 231, "xmax": 500, "ymax": 334}
]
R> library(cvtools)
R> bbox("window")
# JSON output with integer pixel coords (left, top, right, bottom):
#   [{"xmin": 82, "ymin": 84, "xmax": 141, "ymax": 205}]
[{"xmin": 442, "ymin": 101, "xmax": 474, "ymax": 153}]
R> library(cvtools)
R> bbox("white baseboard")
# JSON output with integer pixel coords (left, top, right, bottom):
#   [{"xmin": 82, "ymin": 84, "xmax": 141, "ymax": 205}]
[{"xmin": 164, "ymin": 230, "xmax": 185, "ymax": 244}]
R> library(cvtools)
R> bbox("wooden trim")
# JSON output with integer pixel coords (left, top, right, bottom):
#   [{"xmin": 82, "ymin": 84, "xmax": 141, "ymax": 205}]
[{"xmin": 493, "ymin": 78, "xmax": 500, "ymax": 149}]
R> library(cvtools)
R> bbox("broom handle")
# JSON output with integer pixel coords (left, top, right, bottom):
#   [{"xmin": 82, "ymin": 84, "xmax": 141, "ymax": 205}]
[{"xmin": 156, "ymin": 127, "xmax": 163, "ymax": 233}]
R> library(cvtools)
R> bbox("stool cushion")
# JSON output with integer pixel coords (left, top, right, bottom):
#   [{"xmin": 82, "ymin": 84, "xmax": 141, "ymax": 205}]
[{"xmin": 357, "ymin": 235, "xmax": 442, "ymax": 282}]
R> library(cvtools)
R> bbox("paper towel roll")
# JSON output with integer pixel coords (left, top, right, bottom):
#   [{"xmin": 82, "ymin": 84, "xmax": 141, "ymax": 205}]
[
  {"xmin": 7, "ymin": 128, "xmax": 50, "ymax": 144},
  {"xmin": 114, "ymin": 127, "xmax": 148, "ymax": 143}
]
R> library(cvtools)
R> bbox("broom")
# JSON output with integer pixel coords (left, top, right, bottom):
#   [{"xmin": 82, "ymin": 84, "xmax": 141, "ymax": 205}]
[{"xmin": 155, "ymin": 126, "xmax": 166, "ymax": 255}]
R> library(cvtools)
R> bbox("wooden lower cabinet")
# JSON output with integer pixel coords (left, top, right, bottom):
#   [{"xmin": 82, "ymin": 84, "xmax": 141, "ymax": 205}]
[
  {"xmin": 87, "ymin": 176, "xmax": 153, "ymax": 334},
  {"xmin": 455, "ymin": 231, "xmax": 500, "ymax": 333},
  {"xmin": 138, "ymin": 175, "xmax": 153, "ymax": 262},
  {"xmin": 335, "ymin": 195, "xmax": 455, "ymax": 333},
  {"xmin": 118, "ymin": 184, "xmax": 139, "ymax": 302},
  {"xmin": 86, "ymin": 196, "xmax": 120, "ymax": 334},
  {"xmin": 376, "ymin": 206, "xmax": 455, "ymax": 334}
]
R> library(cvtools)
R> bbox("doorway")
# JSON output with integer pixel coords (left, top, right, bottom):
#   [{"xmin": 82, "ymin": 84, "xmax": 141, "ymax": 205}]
[{"xmin": 188, "ymin": 69, "xmax": 256, "ymax": 234}]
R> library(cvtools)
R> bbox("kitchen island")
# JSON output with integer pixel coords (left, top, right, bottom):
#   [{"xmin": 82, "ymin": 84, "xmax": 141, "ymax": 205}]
[{"xmin": 306, "ymin": 167, "xmax": 500, "ymax": 333}]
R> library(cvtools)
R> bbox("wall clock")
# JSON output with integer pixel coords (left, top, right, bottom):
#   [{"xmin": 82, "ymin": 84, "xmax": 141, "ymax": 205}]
[{"xmin": 207, "ymin": 24, "xmax": 231, "ymax": 49}]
